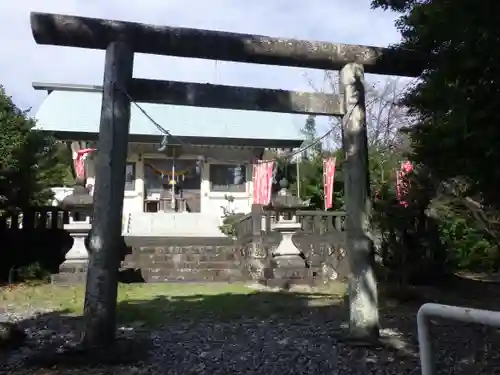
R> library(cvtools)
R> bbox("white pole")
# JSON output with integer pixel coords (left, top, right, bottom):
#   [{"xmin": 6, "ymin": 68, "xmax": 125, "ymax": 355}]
[
  {"xmin": 171, "ymin": 148, "xmax": 176, "ymax": 210},
  {"xmin": 296, "ymin": 150, "xmax": 301, "ymax": 200}
]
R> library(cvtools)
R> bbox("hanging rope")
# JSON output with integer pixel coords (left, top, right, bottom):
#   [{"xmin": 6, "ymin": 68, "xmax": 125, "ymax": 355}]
[
  {"xmin": 120, "ymin": 87, "xmax": 358, "ymax": 165},
  {"xmin": 119, "ymin": 88, "xmax": 187, "ymax": 151}
]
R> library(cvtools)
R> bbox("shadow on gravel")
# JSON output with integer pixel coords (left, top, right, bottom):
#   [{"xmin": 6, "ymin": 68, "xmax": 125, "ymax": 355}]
[{"xmin": 2, "ymin": 278, "xmax": 500, "ymax": 374}]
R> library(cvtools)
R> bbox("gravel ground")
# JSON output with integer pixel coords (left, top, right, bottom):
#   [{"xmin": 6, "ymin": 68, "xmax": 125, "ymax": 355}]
[{"xmin": 2, "ymin": 304, "xmax": 500, "ymax": 375}]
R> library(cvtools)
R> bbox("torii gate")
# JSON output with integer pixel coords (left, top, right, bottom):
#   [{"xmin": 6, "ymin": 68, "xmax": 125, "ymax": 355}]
[{"xmin": 29, "ymin": 11, "xmax": 422, "ymax": 347}]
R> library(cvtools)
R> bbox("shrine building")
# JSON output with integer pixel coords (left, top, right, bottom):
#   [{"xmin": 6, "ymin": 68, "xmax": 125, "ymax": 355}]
[{"xmin": 32, "ymin": 82, "xmax": 305, "ymax": 236}]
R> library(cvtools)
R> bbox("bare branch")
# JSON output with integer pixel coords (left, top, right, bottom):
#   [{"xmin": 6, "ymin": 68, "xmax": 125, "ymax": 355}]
[
  {"xmin": 303, "ymin": 71, "xmax": 414, "ymax": 151},
  {"xmin": 302, "ymin": 71, "xmax": 343, "ymax": 149}
]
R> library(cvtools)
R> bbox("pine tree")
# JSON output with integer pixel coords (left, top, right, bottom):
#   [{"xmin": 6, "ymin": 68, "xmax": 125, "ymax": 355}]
[{"xmin": 300, "ymin": 115, "xmax": 322, "ymax": 159}]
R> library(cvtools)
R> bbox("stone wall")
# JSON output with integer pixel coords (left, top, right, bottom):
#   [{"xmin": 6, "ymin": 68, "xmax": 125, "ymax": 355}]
[
  {"xmin": 238, "ymin": 230, "xmax": 349, "ymax": 286},
  {"xmin": 122, "ymin": 237, "xmax": 244, "ymax": 282},
  {"xmin": 52, "ymin": 236, "xmax": 245, "ymax": 285},
  {"xmin": 293, "ymin": 231, "xmax": 349, "ymax": 282}
]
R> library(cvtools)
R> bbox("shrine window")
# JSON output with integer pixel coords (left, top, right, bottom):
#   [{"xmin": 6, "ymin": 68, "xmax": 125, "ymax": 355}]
[
  {"xmin": 209, "ymin": 164, "xmax": 246, "ymax": 192},
  {"xmin": 125, "ymin": 162, "xmax": 136, "ymax": 191}
]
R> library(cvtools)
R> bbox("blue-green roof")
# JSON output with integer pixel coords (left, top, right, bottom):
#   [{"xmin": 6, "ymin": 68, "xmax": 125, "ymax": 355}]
[{"xmin": 34, "ymin": 90, "xmax": 306, "ymax": 143}]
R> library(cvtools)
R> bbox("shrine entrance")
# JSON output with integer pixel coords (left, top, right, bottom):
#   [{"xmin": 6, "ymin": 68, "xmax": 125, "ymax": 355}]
[
  {"xmin": 29, "ymin": 10, "xmax": 422, "ymax": 344},
  {"xmin": 143, "ymin": 158, "xmax": 201, "ymax": 213}
]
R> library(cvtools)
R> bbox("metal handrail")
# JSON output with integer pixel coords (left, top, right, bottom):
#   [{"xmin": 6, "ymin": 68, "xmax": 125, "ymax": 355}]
[{"xmin": 417, "ymin": 303, "xmax": 500, "ymax": 375}]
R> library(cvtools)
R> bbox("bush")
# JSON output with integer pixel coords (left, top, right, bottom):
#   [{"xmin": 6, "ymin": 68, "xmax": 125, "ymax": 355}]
[
  {"xmin": 439, "ymin": 216, "xmax": 497, "ymax": 272},
  {"xmin": 0, "ymin": 228, "xmax": 73, "ymax": 283},
  {"xmin": 16, "ymin": 262, "xmax": 51, "ymax": 283},
  {"xmin": 219, "ymin": 213, "xmax": 246, "ymax": 238}
]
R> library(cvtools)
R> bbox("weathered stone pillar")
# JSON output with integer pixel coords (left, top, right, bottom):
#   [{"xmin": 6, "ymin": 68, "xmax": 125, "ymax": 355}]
[
  {"xmin": 246, "ymin": 204, "xmax": 268, "ymax": 283},
  {"xmin": 339, "ymin": 63, "xmax": 379, "ymax": 340},
  {"xmin": 83, "ymin": 41, "xmax": 134, "ymax": 347}
]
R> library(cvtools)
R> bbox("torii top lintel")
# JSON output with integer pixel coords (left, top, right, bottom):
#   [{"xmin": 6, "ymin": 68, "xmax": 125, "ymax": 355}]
[{"xmin": 30, "ymin": 12, "xmax": 423, "ymax": 78}]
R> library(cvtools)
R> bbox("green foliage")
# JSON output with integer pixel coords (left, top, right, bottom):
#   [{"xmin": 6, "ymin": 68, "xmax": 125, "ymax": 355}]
[
  {"xmin": 368, "ymin": 0, "xmax": 500, "ymax": 276},
  {"xmin": 373, "ymin": 166, "xmax": 454, "ymax": 284},
  {"xmin": 290, "ymin": 150, "xmax": 344, "ymax": 210},
  {"xmin": 439, "ymin": 213, "xmax": 497, "ymax": 271},
  {"xmin": 218, "ymin": 195, "xmax": 246, "ymax": 237},
  {"xmin": 219, "ymin": 213, "xmax": 246, "ymax": 237},
  {"xmin": 373, "ymin": 0, "xmax": 500, "ymax": 210},
  {"xmin": 292, "ymin": 119, "xmax": 497, "ymax": 279},
  {"xmin": 300, "ymin": 115, "xmax": 322, "ymax": 157},
  {"xmin": 370, "ymin": 0, "xmax": 418, "ymax": 12},
  {"xmin": 289, "ymin": 115, "xmax": 334, "ymax": 209},
  {"xmin": 16, "ymin": 262, "xmax": 51, "ymax": 283},
  {"xmin": 0, "ymin": 86, "xmax": 72, "ymax": 209}
]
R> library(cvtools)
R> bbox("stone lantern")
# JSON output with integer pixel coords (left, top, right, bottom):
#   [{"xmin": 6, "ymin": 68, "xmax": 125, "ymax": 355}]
[
  {"xmin": 266, "ymin": 178, "xmax": 310, "ymax": 284},
  {"xmin": 58, "ymin": 178, "xmax": 93, "ymax": 269}
]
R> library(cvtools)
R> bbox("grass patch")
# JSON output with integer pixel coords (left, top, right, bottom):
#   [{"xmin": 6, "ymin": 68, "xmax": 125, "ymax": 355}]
[{"xmin": 0, "ymin": 282, "xmax": 347, "ymax": 328}]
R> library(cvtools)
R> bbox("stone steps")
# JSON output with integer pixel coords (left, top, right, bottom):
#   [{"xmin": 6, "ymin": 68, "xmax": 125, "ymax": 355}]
[
  {"xmin": 52, "ymin": 237, "xmax": 245, "ymax": 284},
  {"xmin": 123, "ymin": 241, "xmax": 244, "ymax": 282}
]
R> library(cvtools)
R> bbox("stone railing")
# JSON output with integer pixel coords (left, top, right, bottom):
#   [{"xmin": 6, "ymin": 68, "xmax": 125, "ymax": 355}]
[
  {"xmin": 234, "ymin": 205, "xmax": 349, "ymax": 287},
  {"xmin": 0, "ymin": 206, "xmax": 73, "ymax": 282},
  {"xmin": 0, "ymin": 206, "xmax": 68, "ymax": 230},
  {"xmin": 296, "ymin": 210, "xmax": 344, "ymax": 233},
  {"xmin": 294, "ymin": 210, "xmax": 348, "ymax": 282},
  {"xmin": 233, "ymin": 205, "xmax": 262, "ymax": 240}
]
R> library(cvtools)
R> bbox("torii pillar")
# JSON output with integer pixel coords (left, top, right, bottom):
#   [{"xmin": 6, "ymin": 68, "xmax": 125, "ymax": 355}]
[{"xmin": 82, "ymin": 42, "xmax": 134, "ymax": 346}]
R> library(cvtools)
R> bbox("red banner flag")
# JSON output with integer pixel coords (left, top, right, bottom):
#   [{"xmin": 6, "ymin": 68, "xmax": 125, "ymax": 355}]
[
  {"xmin": 73, "ymin": 148, "xmax": 96, "ymax": 179},
  {"xmin": 252, "ymin": 161, "xmax": 275, "ymax": 205},
  {"xmin": 396, "ymin": 160, "xmax": 413, "ymax": 207},
  {"xmin": 323, "ymin": 157, "xmax": 337, "ymax": 210}
]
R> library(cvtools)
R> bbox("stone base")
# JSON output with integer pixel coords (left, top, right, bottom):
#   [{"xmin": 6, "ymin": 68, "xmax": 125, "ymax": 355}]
[
  {"xmin": 51, "ymin": 261, "xmax": 88, "ymax": 285},
  {"xmin": 272, "ymin": 255, "xmax": 306, "ymax": 268},
  {"xmin": 266, "ymin": 255, "xmax": 322, "ymax": 288}
]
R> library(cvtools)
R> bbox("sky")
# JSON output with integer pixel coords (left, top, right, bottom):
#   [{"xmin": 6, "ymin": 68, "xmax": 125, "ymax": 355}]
[{"xmin": 0, "ymin": 0, "xmax": 402, "ymax": 133}]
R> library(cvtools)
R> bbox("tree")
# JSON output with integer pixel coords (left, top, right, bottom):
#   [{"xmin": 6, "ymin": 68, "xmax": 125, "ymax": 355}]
[
  {"xmin": 302, "ymin": 73, "xmax": 413, "ymax": 206},
  {"xmin": 291, "ymin": 149, "xmax": 345, "ymax": 210},
  {"xmin": 303, "ymin": 61, "xmax": 498, "ymax": 281},
  {"xmin": 0, "ymin": 85, "xmax": 72, "ymax": 209},
  {"xmin": 372, "ymin": 0, "xmax": 500, "ymax": 269},
  {"xmin": 305, "ymin": 72, "xmax": 413, "ymax": 160},
  {"xmin": 372, "ymin": 0, "xmax": 500, "ymax": 208},
  {"xmin": 300, "ymin": 115, "xmax": 322, "ymax": 158}
]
